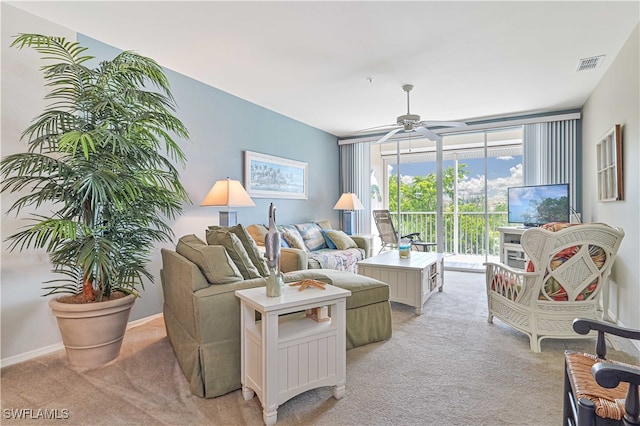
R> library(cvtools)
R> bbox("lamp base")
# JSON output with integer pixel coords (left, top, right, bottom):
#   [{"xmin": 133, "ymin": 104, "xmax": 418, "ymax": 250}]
[
  {"xmin": 343, "ymin": 211, "xmax": 355, "ymax": 235},
  {"xmin": 219, "ymin": 211, "xmax": 238, "ymax": 227}
]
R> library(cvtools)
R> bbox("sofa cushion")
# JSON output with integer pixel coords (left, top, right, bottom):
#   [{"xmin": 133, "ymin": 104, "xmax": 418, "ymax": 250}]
[
  {"xmin": 175, "ymin": 235, "xmax": 243, "ymax": 284},
  {"xmin": 205, "ymin": 229, "xmax": 262, "ymax": 279},
  {"xmin": 284, "ymin": 269, "xmax": 389, "ymax": 310},
  {"xmin": 324, "ymin": 230, "xmax": 358, "ymax": 250},
  {"xmin": 208, "ymin": 225, "xmax": 270, "ymax": 277},
  {"xmin": 294, "ymin": 222, "xmax": 327, "ymax": 251},
  {"xmin": 279, "ymin": 226, "xmax": 307, "ymax": 251},
  {"xmin": 307, "ymin": 248, "xmax": 364, "ymax": 273},
  {"xmin": 321, "ymin": 229, "xmax": 338, "ymax": 249}
]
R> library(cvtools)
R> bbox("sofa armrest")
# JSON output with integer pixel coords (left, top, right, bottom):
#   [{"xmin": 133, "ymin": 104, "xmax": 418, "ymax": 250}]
[
  {"xmin": 280, "ymin": 247, "xmax": 308, "ymax": 273},
  {"xmin": 351, "ymin": 235, "xmax": 372, "ymax": 258}
]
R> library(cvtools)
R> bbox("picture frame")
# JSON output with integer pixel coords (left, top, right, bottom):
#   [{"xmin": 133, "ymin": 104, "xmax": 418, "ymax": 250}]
[
  {"xmin": 244, "ymin": 151, "xmax": 308, "ymax": 199},
  {"xmin": 596, "ymin": 124, "xmax": 623, "ymax": 202}
]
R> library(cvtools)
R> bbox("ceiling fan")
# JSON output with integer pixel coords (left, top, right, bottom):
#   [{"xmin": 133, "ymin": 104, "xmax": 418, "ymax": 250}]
[{"xmin": 362, "ymin": 84, "xmax": 467, "ymax": 143}]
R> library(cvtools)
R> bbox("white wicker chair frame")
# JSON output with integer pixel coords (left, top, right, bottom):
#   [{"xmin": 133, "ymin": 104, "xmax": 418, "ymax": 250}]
[{"xmin": 485, "ymin": 223, "xmax": 625, "ymax": 352}]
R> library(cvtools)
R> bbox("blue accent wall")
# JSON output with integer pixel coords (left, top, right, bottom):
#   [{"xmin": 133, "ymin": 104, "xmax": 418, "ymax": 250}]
[{"xmin": 78, "ymin": 35, "xmax": 340, "ymax": 228}]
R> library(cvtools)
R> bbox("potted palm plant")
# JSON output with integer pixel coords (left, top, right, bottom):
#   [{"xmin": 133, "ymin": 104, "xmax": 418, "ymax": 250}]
[{"xmin": 1, "ymin": 34, "xmax": 190, "ymax": 368}]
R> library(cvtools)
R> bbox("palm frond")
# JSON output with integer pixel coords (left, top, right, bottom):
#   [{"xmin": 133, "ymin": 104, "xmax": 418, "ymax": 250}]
[{"xmin": 3, "ymin": 34, "xmax": 190, "ymax": 297}]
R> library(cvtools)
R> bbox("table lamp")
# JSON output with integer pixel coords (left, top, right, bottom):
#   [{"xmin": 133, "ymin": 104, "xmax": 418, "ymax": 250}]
[
  {"xmin": 201, "ymin": 177, "xmax": 255, "ymax": 226},
  {"xmin": 333, "ymin": 192, "xmax": 364, "ymax": 235}
]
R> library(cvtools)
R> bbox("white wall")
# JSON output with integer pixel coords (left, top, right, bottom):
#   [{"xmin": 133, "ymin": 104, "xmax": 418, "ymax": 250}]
[
  {"xmin": 1, "ymin": 4, "xmax": 78, "ymax": 363},
  {"xmin": 582, "ymin": 23, "xmax": 639, "ymax": 331}
]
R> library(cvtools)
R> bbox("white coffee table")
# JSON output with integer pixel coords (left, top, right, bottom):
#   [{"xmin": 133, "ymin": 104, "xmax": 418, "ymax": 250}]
[
  {"xmin": 357, "ymin": 251, "xmax": 445, "ymax": 315},
  {"xmin": 235, "ymin": 283, "xmax": 351, "ymax": 426}
]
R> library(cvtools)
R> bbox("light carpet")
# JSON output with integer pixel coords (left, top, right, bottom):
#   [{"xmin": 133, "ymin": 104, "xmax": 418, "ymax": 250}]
[{"xmin": 2, "ymin": 271, "xmax": 638, "ymax": 425}]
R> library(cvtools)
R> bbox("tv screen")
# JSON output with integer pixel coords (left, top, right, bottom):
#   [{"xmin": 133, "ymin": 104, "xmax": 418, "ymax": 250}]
[{"xmin": 507, "ymin": 183, "xmax": 570, "ymax": 227}]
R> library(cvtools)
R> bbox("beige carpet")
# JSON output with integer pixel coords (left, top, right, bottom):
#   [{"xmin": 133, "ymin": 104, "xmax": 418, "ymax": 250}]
[{"xmin": 2, "ymin": 271, "xmax": 638, "ymax": 425}]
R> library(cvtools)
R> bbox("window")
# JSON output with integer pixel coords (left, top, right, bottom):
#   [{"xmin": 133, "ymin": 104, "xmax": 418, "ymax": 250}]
[{"xmin": 596, "ymin": 124, "xmax": 623, "ymax": 201}]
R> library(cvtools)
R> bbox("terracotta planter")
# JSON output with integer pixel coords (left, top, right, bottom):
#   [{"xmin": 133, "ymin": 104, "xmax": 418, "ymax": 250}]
[{"xmin": 48, "ymin": 294, "xmax": 136, "ymax": 369}]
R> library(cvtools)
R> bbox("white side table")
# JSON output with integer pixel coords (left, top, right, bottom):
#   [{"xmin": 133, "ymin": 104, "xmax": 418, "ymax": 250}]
[{"xmin": 235, "ymin": 283, "xmax": 351, "ymax": 426}]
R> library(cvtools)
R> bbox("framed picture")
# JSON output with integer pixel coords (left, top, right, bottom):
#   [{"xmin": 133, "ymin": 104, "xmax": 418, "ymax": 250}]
[
  {"xmin": 244, "ymin": 151, "xmax": 308, "ymax": 199},
  {"xmin": 596, "ymin": 124, "xmax": 623, "ymax": 202}
]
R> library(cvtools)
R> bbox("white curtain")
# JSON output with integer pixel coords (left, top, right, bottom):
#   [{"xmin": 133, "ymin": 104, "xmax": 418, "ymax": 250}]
[
  {"xmin": 339, "ymin": 142, "xmax": 371, "ymax": 234},
  {"xmin": 523, "ymin": 119, "xmax": 579, "ymax": 213}
]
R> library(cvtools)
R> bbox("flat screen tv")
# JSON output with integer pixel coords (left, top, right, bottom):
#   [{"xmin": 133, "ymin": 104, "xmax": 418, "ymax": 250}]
[{"xmin": 507, "ymin": 183, "xmax": 570, "ymax": 227}]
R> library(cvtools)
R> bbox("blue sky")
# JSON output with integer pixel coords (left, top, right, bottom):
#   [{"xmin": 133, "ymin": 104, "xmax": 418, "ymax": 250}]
[
  {"xmin": 389, "ymin": 155, "xmax": 524, "ymax": 205},
  {"xmin": 392, "ymin": 156, "xmax": 520, "ymax": 180}
]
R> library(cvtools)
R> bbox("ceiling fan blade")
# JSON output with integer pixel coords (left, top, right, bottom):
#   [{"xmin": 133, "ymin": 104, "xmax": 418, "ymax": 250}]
[
  {"xmin": 377, "ymin": 127, "xmax": 404, "ymax": 144},
  {"xmin": 414, "ymin": 126, "xmax": 440, "ymax": 141},
  {"xmin": 420, "ymin": 120, "xmax": 467, "ymax": 128}
]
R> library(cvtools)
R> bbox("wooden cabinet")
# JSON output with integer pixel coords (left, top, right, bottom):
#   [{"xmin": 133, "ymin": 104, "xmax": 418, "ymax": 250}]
[{"xmin": 498, "ymin": 227, "xmax": 528, "ymax": 270}]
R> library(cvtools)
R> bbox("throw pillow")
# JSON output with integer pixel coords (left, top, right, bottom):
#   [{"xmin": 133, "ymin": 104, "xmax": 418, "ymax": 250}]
[
  {"xmin": 246, "ymin": 224, "xmax": 268, "ymax": 246},
  {"xmin": 205, "ymin": 229, "xmax": 261, "ymax": 279},
  {"xmin": 294, "ymin": 222, "xmax": 327, "ymax": 251},
  {"xmin": 280, "ymin": 227, "xmax": 308, "ymax": 251},
  {"xmin": 325, "ymin": 230, "xmax": 358, "ymax": 250},
  {"xmin": 315, "ymin": 220, "xmax": 333, "ymax": 230},
  {"xmin": 176, "ymin": 235, "xmax": 243, "ymax": 284},
  {"xmin": 321, "ymin": 229, "xmax": 337, "ymax": 249},
  {"xmin": 208, "ymin": 225, "xmax": 270, "ymax": 277}
]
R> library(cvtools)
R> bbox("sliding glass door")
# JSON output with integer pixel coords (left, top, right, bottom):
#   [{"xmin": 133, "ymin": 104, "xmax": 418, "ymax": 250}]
[{"xmin": 369, "ymin": 127, "xmax": 522, "ymax": 270}]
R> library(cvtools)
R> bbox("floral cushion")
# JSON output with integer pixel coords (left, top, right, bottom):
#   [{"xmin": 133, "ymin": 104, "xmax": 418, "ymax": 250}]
[
  {"xmin": 307, "ymin": 248, "xmax": 364, "ymax": 273},
  {"xmin": 490, "ymin": 272, "xmax": 521, "ymax": 301},
  {"xmin": 526, "ymin": 222, "xmax": 606, "ymax": 301}
]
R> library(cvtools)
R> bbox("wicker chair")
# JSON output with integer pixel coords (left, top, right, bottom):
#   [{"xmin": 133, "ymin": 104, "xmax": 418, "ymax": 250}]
[
  {"xmin": 485, "ymin": 222, "xmax": 624, "ymax": 352},
  {"xmin": 563, "ymin": 318, "xmax": 640, "ymax": 426}
]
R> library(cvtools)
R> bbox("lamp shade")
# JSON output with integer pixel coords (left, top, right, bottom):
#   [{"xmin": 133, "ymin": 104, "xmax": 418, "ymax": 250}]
[
  {"xmin": 200, "ymin": 178, "xmax": 255, "ymax": 207},
  {"xmin": 333, "ymin": 193, "xmax": 364, "ymax": 211}
]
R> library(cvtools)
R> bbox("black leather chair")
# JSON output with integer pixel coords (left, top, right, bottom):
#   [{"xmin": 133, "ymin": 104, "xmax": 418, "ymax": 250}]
[{"xmin": 563, "ymin": 318, "xmax": 640, "ymax": 426}]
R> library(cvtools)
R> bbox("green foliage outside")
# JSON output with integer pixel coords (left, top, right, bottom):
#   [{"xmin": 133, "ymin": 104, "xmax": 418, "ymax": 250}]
[
  {"xmin": 524, "ymin": 196, "xmax": 569, "ymax": 224},
  {"xmin": 387, "ymin": 164, "xmax": 509, "ymax": 256}
]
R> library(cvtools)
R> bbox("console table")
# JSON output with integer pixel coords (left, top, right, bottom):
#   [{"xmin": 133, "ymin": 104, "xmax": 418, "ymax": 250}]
[
  {"xmin": 235, "ymin": 284, "xmax": 351, "ymax": 425},
  {"xmin": 357, "ymin": 251, "xmax": 444, "ymax": 315}
]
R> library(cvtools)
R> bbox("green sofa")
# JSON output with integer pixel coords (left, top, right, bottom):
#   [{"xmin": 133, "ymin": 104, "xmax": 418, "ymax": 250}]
[{"xmin": 160, "ymin": 233, "xmax": 392, "ymax": 398}]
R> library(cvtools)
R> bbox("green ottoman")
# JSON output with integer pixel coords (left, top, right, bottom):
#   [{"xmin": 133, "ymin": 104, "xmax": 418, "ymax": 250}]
[{"xmin": 283, "ymin": 269, "xmax": 393, "ymax": 349}]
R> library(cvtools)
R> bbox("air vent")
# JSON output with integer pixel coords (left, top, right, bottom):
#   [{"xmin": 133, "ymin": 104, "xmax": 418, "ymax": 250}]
[{"xmin": 576, "ymin": 55, "xmax": 605, "ymax": 72}]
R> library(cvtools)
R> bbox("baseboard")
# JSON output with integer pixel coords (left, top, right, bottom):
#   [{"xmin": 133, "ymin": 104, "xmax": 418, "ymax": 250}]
[
  {"xmin": 0, "ymin": 342, "xmax": 66, "ymax": 368},
  {"xmin": 0, "ymin": 313, "xmax": 164, "ymax": 368},
  {"xmin": 606, "ymin": 310, "xmax": 640, "ymax": 353}
]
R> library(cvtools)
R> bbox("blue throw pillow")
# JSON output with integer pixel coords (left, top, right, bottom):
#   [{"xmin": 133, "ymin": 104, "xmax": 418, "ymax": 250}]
[{"xmin": 321, "ymin": 229, "xmax": 337, "ymax": 249}]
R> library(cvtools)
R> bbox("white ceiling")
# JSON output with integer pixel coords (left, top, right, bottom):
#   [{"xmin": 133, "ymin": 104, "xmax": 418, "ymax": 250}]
[{"xmin": 8, "ymin": 1, "xmax": 640, "ymax": 138}]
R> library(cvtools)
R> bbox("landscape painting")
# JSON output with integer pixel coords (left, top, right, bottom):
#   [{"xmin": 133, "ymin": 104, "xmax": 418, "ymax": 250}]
[{"xmin": 244, "ymin": 151, "xmax": 308, "ymax": 199}]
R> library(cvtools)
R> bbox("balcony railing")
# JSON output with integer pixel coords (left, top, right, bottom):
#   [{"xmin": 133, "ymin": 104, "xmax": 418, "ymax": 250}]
[{"xmin": 389, "ymin": 211, "xmax": 509, "ymax": 256}]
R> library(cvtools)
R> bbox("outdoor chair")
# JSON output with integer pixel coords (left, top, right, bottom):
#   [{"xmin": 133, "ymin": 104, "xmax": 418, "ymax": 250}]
[
  {"xmin": 372, "ymin": 209, "xmax": 435, "ymax": 254},
  {"xmin": 563, "ymin": 318, "xmax": 640, "ymax": 426},
  {"xmin": 485, "ymin": 222, "xmax": 624, "ymax": 352}
]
